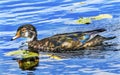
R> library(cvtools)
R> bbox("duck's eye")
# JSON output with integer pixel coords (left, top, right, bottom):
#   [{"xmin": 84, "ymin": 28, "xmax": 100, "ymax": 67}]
[{"xmin": 21, "ymin": 28, "xmax": 27, "ymax": 32}]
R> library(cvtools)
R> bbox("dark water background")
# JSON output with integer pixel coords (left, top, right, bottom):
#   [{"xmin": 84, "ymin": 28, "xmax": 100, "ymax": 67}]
[{"xmin": 0, "ymin": 0, "xmax": 120, "ymax": 75}]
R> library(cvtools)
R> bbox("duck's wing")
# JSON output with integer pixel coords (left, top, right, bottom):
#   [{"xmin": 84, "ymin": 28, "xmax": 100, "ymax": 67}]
[
  {"xmin": 44, "ymin": 33, "xmax": 94, "ymax": 52},
  {"xmin": 52, "ymin": 28, "xmax": 106, "ymax": 43},
  {"xmin": 55, "ymin": 33, "xmax": 90, "ymax": 43}
]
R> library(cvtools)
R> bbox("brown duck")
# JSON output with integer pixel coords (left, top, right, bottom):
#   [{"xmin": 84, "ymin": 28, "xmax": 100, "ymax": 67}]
[{"xmin": 11, "ymin": 24, "xmax": 115, "ymax": 52}]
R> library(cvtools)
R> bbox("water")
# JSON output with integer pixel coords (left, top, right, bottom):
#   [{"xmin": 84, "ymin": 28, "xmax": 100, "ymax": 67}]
[{"xmin": 0, "ymin": 0, "xmax": 120, "ymax": 75}]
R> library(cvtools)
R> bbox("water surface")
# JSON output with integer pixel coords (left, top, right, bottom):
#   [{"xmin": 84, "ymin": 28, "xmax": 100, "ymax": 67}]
[{"xmin": 0, "ymin": 0, "xmax": 120, "ymax": 75}]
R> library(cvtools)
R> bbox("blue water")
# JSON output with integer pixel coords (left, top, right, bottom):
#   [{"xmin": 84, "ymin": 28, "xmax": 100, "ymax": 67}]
[{"xmin": 0, "ymin": 0, "xmax": 120, "ymax": 75}]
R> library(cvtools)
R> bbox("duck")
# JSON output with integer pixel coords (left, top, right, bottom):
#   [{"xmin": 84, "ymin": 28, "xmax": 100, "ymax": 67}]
[{"xmin": 11, "ymin": 24, "xmax": 115, "ymax": 52}]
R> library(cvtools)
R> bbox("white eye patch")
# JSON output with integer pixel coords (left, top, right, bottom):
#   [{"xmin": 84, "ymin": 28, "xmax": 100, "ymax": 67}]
[{"xmin": 25, "ymin": 30, "xmax": 35, "ymax": 41}]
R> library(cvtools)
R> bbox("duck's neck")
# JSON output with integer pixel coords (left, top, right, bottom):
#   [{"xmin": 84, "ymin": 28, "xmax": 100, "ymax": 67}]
[{"xmin": 27, "ymin": 35, "xmax": 38, "ymax": 42}]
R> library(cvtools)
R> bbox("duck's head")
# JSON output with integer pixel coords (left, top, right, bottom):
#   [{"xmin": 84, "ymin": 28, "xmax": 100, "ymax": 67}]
[{"xmin": 11, "ymin": 24, "xmax": 37, "ymax": 41}]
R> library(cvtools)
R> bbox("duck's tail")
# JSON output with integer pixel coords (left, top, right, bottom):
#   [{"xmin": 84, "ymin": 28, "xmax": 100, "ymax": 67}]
[
  {"xmin": 92, "ymin": 28, "xmax": 106, "ymax": 32},
  {"xmin": 105, "ymin": 36, "xmax": 116, "ymax": 40},
  {"xmin": 85, "ymin": 28, "xmax": 106, "ymax": 34}
]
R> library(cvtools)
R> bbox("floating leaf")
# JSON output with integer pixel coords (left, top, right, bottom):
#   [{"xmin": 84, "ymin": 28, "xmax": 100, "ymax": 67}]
[
  {"xmin": 4, "ymin": 50, "xmax": 25, "ymax": 56},
  {"xmin": 92, "ymin": 14, "xmax": 113, "ymax": 20},
  {"xmin": 4, "ymin": 50, "xmax": 61, "ymax": 60},
  {"xmin": 76, "ymin": 17, "xmax": 91, "ymax": 24},
  {"xmin": 76, "ymin": 14, "xmax": 113, "ymax": 24},
  {"xmin": 73, "ymin": 2, "xmax": 85, "ymax": 5},
  {"xmin": 79, "ymin": 2, "xmax": 85, "ymax": 4},
  {"xmin": 4, "ymin": 50, "xmax": 39, "ymax": 58},
  {"xmin": 47, "ymin": 54, "xmax": 62, "ymax": 60},
  {"xmin": 22, "ymin": 51, "xmax": 39, "ymax": 58}
]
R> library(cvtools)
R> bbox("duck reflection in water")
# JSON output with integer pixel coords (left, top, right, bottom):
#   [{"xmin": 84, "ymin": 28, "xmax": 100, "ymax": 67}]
[{"xmin": 14, "ymin": 51, "xmax": 39, "ymax": 71}]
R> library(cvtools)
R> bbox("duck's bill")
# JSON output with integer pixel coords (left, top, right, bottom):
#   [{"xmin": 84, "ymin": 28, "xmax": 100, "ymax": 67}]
[
  {"xmin": 11, "ymin": 35, "xmax": 20, "ymax": 41},
  {"xmin": 11, "ymin": 30, "xmax": 21, "ymax": 41}
]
